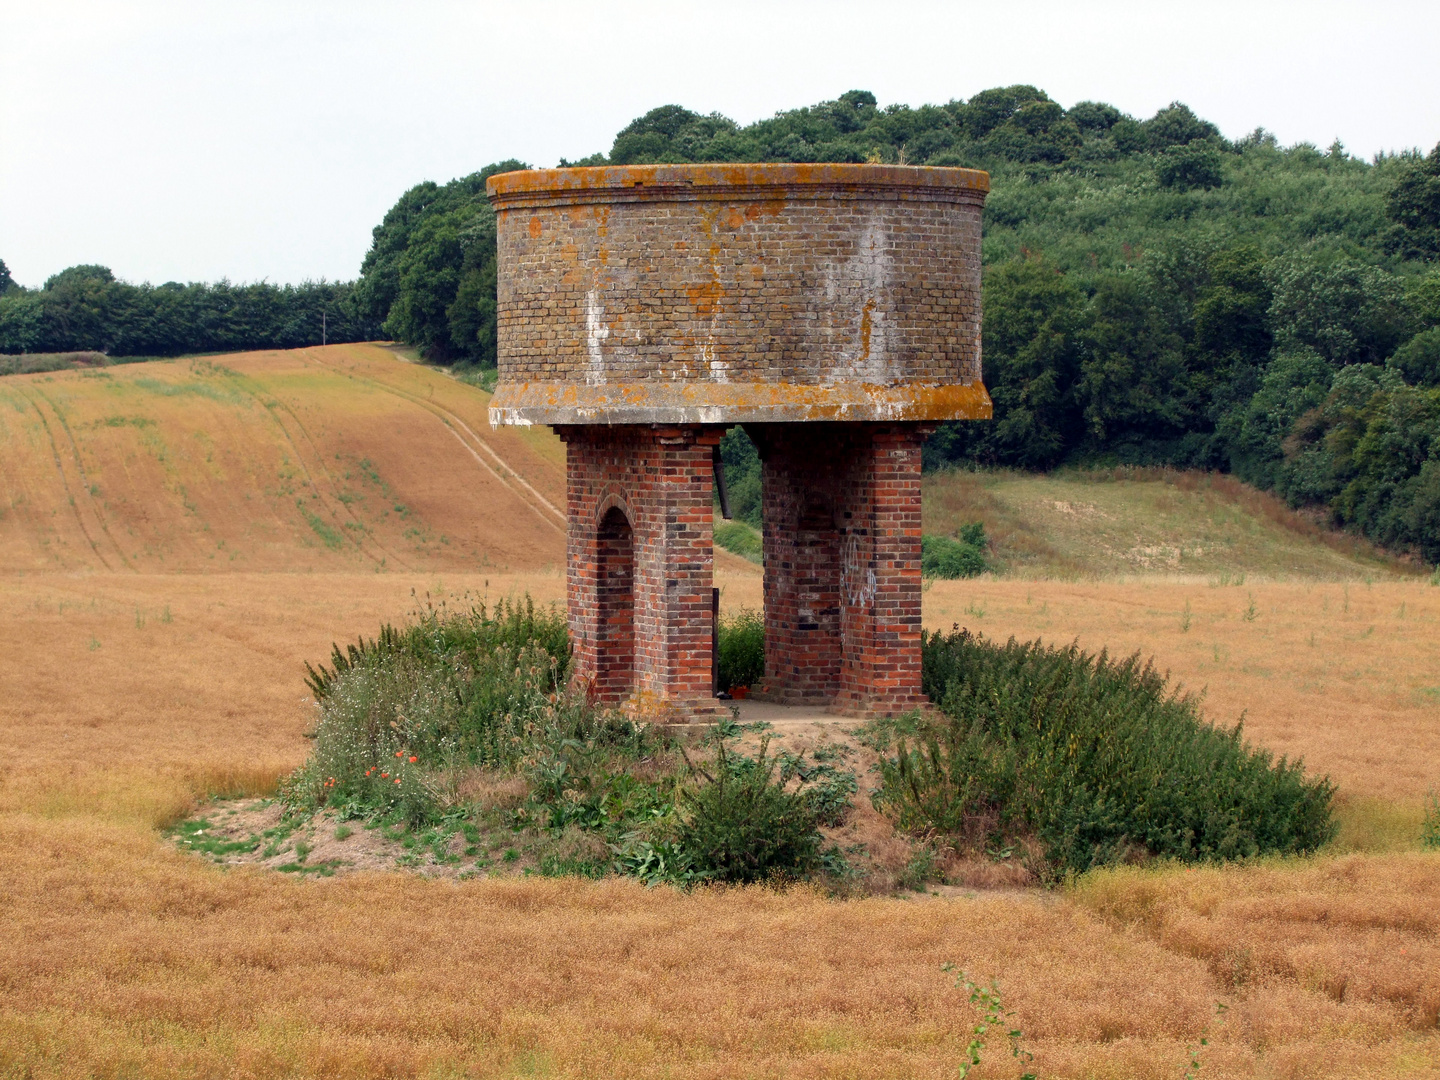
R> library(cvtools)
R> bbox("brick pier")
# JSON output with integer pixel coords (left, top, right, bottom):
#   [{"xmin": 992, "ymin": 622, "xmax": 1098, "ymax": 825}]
[
  {"xmin": 557, "ymin": 425, "xmax": 729, "ymax": 720},
  {"xmin": 751, "ymin": 422, "xmax": 931, "ymax": 716}
]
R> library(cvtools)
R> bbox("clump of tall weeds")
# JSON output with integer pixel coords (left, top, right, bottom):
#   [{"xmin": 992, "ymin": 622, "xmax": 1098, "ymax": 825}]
[
  {"xmin": 286, "ymin": 595, "xmax": 577, "ymax": 824},
  {"xmin": 283, "ymin": 595, "xmax": 846, "ymax": 886},
  {"xmin": 865, "ymin": 626, "xmax": 1336, "ymax": 880},
  {"xmin": 673, "ymin": 732, "xmax": 827, "ymax": 884},
  {"xmin": 716, "ymin": 608, "xmax": 764, "ymax": 693}
]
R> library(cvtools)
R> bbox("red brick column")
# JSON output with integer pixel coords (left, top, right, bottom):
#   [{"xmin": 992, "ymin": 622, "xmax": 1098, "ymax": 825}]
[
  {"xmin": 753, "ymin": 422, "xmax": 930, "ymax": 717},
  {"xmin": 833, "ymin": 425, "xmax": 931, "ymax": 715},
  {"xmin": 557, "ymin": 425, "xmax": 727, "ymax": 721},
  {"xmin": 753, "ymin": 425, "xmax": 846, "ymax": 703}
]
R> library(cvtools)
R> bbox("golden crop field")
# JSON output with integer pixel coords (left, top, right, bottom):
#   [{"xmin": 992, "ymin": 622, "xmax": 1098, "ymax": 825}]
[{"xmin": 2, "ymin": 346, "xmax": 1438, "ymax": 1078}]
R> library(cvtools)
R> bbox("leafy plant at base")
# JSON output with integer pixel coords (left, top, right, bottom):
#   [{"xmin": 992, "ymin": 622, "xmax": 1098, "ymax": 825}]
[
  {"xmin": 943, "ymin": 966, "xmax": 1035, "ymax": 1080},
  {"xmin": 776, "ymin": 746, "xmax": 859, "ymax": 827},
  {"xmin": 716, "ymin": 608, "xmax": 764, "ymax": 692},
  {"xmin": 866, "ymin": 627, "xmax": 1336, "ymax": 878},
  {"xmin": 675, "ymin": 735, "xmax": 826, "ymax": 884},
  {"xmin": 285, "ymin": 595, "xmax": 574, "ymax": 825},
  {"xmin": 921, "ymin": 523, "xmax": 989, "ymax": 578}
]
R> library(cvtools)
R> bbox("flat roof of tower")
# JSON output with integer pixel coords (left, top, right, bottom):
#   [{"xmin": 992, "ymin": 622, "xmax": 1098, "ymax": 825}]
[{"xmin": 486, "ymin": 162, "xmax": 990, "ymax": 203}]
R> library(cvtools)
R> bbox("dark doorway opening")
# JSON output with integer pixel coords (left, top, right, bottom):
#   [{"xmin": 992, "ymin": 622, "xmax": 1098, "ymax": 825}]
[{"xmin": 595, "ymin": 505, "xmax": 635, "ymax": 700}]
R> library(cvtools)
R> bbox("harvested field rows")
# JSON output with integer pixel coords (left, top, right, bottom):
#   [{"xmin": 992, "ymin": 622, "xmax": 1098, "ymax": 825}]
[
  {"xmin": 0, "ymin": 345, "xmax": 568, "ymax": 573},
  {"xmin": 2, "ymin": 569, "xmax": 1438, "ymax": 1078},
  {"xmin": 2, "ymin": 347, "xmax": 1437, "ymax": 1078}
]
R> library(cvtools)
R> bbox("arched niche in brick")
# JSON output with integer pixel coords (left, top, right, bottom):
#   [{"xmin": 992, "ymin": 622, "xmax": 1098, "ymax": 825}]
[{"xmin": 594, "ymin": 505, "xmax": 635, "ymax": 702}]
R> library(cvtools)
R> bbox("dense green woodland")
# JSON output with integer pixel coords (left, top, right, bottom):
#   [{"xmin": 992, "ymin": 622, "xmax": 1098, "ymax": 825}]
[
  {"xmin": 5, "ymin": 85, "xmax": 1440, "ymax": 561},
  {"xmin": 0, "ymin": 264, "xmax": 380, "ymax": 357},
  {"xmin": 350, "ymin": 87, "xmax": 1440, "ymax": 564}
]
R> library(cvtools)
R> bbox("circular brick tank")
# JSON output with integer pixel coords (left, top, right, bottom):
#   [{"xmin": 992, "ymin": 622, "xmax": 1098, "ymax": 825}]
[
  {"xmin": 485, "ymin": 163, "xmax": 992, "ymax": 720},
  {"xmin": 486, "ymin": 163, "xmax": 991, "ymax": 426}
]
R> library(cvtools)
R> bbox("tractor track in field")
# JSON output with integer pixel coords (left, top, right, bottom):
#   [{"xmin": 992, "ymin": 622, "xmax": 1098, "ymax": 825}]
[
  {"xmin": 15, "ymin": 384, "xmax": 131, "ymax": 571},
  {"xmin": 301, "ymin": 351, "xmax": 567, "ymax": 536},
  {"xmin": 209, "ymin": 363, "xmax": 417, "ymax": 573}
]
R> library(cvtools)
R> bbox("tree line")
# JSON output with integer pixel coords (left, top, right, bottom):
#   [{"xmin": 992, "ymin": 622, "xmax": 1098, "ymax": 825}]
[
  {"xmin": 356, "ymin": 86, "xmax": 1440, "ymax": 563},
  {"xmin": 7, "ymin": 84, "xmax": 1439, "ymax": 562},
  {"xmin": 0, "ymin": 262, "xmax": 380, "ymax": 357}
]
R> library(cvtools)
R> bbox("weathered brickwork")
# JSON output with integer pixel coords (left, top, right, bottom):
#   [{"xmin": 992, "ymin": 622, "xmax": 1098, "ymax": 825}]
[
  {"xmin": 486, "ymin": 164, "xmax": 991, "ymax": 426},
  {"xmin": 751, "ymin": 423, "xmax": 930, "ymax": 716},
  {"xmin": 558, "ymin": 424, "xmax": 728, "ymax": 719},
  {"xmin": 488, "ymin": 163, "xmax": 989, "ymax": 722}
]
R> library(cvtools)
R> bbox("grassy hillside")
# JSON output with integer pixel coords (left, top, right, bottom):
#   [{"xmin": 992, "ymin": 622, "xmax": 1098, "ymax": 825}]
[
  {"xmin": 923, "ymin": 466, "xmax": 1416, "ymax": 579},
  {"xmin": 0, "ymin": 344, "xmax": 568, "ymax": 573},
  {"xmin": 4, "ymin": 342, "xmax": 1414, "ymax": 581}
]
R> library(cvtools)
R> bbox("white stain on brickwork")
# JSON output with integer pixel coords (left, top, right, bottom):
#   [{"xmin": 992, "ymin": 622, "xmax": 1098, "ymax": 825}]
[
  {"xmin": 585, "ymin": 289, "xmax": 609, "ymax": 385},
  {"xmin": 841, "ymin": 532, "xmax": 877, "ymax": 610},
  {"xmin": 823, "ymin": 216, "xmax": 894, "ymax": 383}
]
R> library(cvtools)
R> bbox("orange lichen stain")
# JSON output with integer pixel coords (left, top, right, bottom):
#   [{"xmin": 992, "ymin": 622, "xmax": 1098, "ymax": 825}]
[
  {"xmin": 491, "ymin": 381, "xmax": 994, "ymax": 423},
  {"xmin": 686, "ymin": 281, "xmax": 725, "ymax": 320},
  {"xmin": 858, "ymin": 299, "xmax": 875, "ymax": 363},
  {"xmin": 528, "ymin": 216, "xmax": 542, "ymax": 239}
]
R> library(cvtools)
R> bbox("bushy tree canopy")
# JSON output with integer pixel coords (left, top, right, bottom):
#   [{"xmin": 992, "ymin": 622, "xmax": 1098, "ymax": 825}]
[
  {"xmin": 0, "ymin": 267, "xmax": 379, "ymax": 356},
  {"xmin": 353, "ymin": 86, "xmax": 1440, "ymax": 562},
  {"xmin": 355, "ymin": 160, "xmax": 525, "ymax": 365},
  {"xmin": 1385, "ymin": 143, "xmax": 1440, "ymax": 260}
]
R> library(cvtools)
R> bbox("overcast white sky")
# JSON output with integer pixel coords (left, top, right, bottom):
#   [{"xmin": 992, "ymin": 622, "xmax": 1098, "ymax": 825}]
[{"xmin": 3, "ymin": 0, "xmax": 1438, "ymax": 289}]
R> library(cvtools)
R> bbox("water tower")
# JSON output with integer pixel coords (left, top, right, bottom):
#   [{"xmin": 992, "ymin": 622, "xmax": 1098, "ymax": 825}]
[{"xmin": 486, "ymin": 163, "xmax": 990, "ymax": 721}]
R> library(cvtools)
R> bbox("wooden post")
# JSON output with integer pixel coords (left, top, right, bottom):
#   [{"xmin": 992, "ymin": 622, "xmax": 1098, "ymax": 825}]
[{"xmin": 712, "ymin": 587, "xmax": 721, "ymax": 697}]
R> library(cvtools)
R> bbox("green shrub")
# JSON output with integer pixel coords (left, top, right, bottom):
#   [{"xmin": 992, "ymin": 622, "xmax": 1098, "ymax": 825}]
[
  {"xmin": 717, "ymin": 608, "xmax": 764, "ymax": 692},
  {"xmin": 713, "ymin": 519, "xmax": 762, "ymax": 562},
  {"xmin": 521, "ymin": 723, "xmax": 671, "ymax": 837},
  {"xmin": 303, "ymin": 593, "xmax": 568, "ymax": 700},
  {"xmin": 921, "ymin": 524, "xmax": 989, "ymax": 578},
  {"xmin": 675, "ymin": 736, "xmax": 825, "ymax": 884},
  {"xmin": 777, "ymin": 746, "xmax": 859, "ymax": 827},
  {"xmin": 866, "ymin": 627, "xmax": 1336, "ymax": 878}
]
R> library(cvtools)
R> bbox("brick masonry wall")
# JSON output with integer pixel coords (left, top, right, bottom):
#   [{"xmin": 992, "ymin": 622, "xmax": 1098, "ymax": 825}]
[
  {"xmin": 558, "ymin": 424, "xmax": 727, "ymax": 720},
  {"xmin": 753, "ymin": 421, "xmax": 931, "ymax": 717},
  {"xmin": 493, "ymin": 183, "xmax": 983, "ymax": 391}
]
